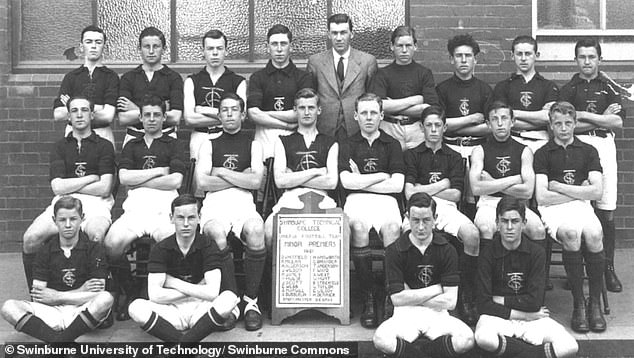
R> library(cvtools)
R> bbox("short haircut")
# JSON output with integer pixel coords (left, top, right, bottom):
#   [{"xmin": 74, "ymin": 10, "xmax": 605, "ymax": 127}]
[
  {"xmin": 81, "ymin": 25, "xmax": 106, "ymax": 43},
  {"xmin": 511, "ymin": 35, "xmax": 538, "ymax": 53},
  {"xmin": 496, "ymin": 195, "xmax": 526, "ymax": 221},
  {"xmin": 421, "ymin": 105, "xmax": 446, "ymax": 124},
  {"xmin": 66, "ymin": 96, "xmax": 94, "ymax": 112},
  {"xmin": 575, "ymin": 38, "xmax": 602, "ymax": 58},
  {"xmin": 219, "ymin": 92, "xmax": 245, "ymax": 112},
  {"xmin": 53, "ymin": 196, "xmax": 83, "ymax": 217},
  {"xmin": 355, "ymin": 92, "xmax": 382, "ymax": 112},
  {"xmin": 328, "ymin": 13, "xmax": 353, "ymax": 32},
  {"xmin": 548, "ymin": 101, "xmax": 577, "ymax": 122},
  {"xmin": 267, "ymin": 24, "xmax": 292, "ymax": 42},
  {"xmin": 485, "ymin": 100, "xmax": 514, "ymax": 121},
  {"xmin": 391, "ymin": 26, "xmax": 417, "ymax": 45},
  {"xmin": 171, "ymin": 194, "xmax": 200, "ymax": 214},
  {"xmin": 139, "ymin": 26, "xmax": 166, "ymax": 48},
  {"xmin": 447, "ymin": 33, "xmax": 479, "ymax": 56},
  {"xmin": 140, "ymin": 94, "xmax": 166, "ymax": 114},
  {"xmin": 294, "ymin": 87, "xmax": 320, "ymax": 106},
  {"xmin": 407, "ymin": 192, "xmax": 436, "ymax": 217},
  {"xmin": 202, "ymin": 29, "xmax": 227, "ymax": 48}
]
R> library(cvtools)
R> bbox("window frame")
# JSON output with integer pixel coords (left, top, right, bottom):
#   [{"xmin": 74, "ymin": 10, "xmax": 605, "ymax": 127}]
[{"xmin": 532, "ymin": 0, "xmax": 634, "ymax": 37}]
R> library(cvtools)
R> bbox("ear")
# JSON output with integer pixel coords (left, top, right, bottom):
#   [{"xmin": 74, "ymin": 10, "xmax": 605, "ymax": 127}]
[
  {"xmin": 536, "ymin": 51, "xmax": 541, "ymax": 58},
  {"xmin": 317, "ymin": 106, "xmax": 322, "ymax": 115},
  {"xmin": 169, "ymin": 213, "xmax": 175, "ymax": 225}
]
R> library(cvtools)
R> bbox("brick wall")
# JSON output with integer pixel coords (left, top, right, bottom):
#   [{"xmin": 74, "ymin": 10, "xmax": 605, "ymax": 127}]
[{"xmin": 1, "ymin": 0, "xmax": 633, "ymax": 251}]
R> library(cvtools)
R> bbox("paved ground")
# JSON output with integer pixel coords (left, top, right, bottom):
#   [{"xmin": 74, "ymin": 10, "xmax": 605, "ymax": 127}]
[{"xmin": 0, "ymin": 249, "xmax": 632, "ymax": 357}]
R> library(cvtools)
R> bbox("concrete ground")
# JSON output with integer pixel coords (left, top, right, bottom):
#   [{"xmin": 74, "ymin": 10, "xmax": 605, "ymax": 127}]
[{"xmin": 0, "ymin": 249, "xmax": 632, "ymax": 357}]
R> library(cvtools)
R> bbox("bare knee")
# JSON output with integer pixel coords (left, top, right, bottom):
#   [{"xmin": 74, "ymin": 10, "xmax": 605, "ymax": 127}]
[
  {"xmin": 373, "ymin": 325, "xmax": 397, "ymax": 354},
  {"xmin": 264, "ymin": 215, "xmax": 274, "ymax": 250},
  {"xmin": 557, "ymin": 227, "xmax": 581, "ymax": 251},
  {"xmin": 204, "ymin": 222, "xmax": 228, "ymax": 249},
  {"xmin": 88, "ymin": 291, "xmax": 114, "ymax": 318},
  {"xmin": 242, "ymin": 219, "xmax": 265, "ymax": 250},
  {"xmin": 552, "ymin": 334, "xmax": 579, "ymax": 358},
  {"xmin": 526, "ymin": 221, "xmax": 546, "ymax": 241},
  {"xmin": 583, "ymin": 227, "xmax": 604, "ymax": 252},
  {"xmin": 350, "ymin": 220, "xmax": 369, "ymax": 247},
  {"xmin": 451, "ymin": 330, "xmax": 476, "ymax": 354},
  {"xmin": 474, "ymin": 318, "xmax": 500, "ymax": 352},
  {"xmin": 476, "ymin": 222, "xmax": 495, "ymax": 240},
  {"xmin": 460, "ymin": 224, "xmax": 480, "ymax": 255},
  {"xmin": 213, "ymin": 291, "xmax": 240, "ymax": 317},
  {"xmin": 127, "ymin": 299, "xmax": 152, "ymax": 324},
  {"xmin": 1, "ymin": 299, "xmax": 29, "ymax": 325},
  {"xmin": 380, "ymin": 222, "xmax": 401, "ymax": 247}
]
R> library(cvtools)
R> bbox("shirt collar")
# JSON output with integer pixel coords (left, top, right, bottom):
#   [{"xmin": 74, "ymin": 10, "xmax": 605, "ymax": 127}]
[
  {"xmin": 543, "ymin": 137, "xmax": 583, "ymax": 151},
  {"xmin": 50, "ymin": 231, "xmax": 90, "ymax": 253},
  {"xmin": 265, "ymin": 59, "xmax": 296, "ymax": 75},
  {"xmin": 395, "ymin": 231, "xmax": 448, "ymax": 252},
  {"xmin": 332, "ymin": 48, "xmax": 351, "ymax": 61},
  {"xmin": 64, "ymin": 131, "xmax": 99, "ymax": 143},
  {"xmin": 491, "ymin": 233, "xmax": 532, "ymax": 258},
  {"xmin": 510, "ymin": 71, "xmax": 545, "ymax": 82},
  {"xmin": 412, "ymin": 142, "xmax": 450, "ymax": 154},
  {"xmin": 568, "ymin": 72, "xmax": 606, "ymax": 86},
  {"xmin": 451, "ymin": 73, "xmax": 475, "ymax": 84},
  {"xmin": 350, "ymin": 130, "xmax": 393, "ymax": 144},
  {"xmin": 162, "ymin": 233, "xmax": 207, "ymax": 254},
  {"xmin": 133, "ymin": 64, "xmax": 172, "ymax": 76}
]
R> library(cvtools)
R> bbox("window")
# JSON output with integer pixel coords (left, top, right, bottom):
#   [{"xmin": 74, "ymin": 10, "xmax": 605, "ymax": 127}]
[
  {"xmin": 532, "ymin": 0, "xmax": 634, "ymax": 61},
  {"xmin": 533, "ymin": 0, "xmax": 634, "ymax": 36},
  {"xmin": 13, "ymin": 0, "xmax": 406, "ymax": 66}
]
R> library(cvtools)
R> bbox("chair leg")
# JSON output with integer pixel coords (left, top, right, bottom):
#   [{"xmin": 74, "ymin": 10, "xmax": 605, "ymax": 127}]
[{"xmin": 602, "ymin": 279, "xmax": 610, "ymax": 315}]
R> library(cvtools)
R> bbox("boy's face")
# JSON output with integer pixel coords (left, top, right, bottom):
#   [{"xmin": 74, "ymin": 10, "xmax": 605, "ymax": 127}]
[
  {"xmin": 53, "ymin": 208, "xmax": 83, "ymax": 240},
  {"xmin": 451, "ymin": 45, "xmax": 476, "ymax": 77},
  {"xmin": 140, "ymin": 35, "xmax": 164, "ymax": 66},
  {"xmin": 576, "ymin": 46, "xmax": 600, "ymax": 79},
  {"xmin": 487, "ymin": 108, "xmax": 514, "ymax": 141},
  {"xmin": 140, "ymin": 104, "xmax": 166, "ymax": 135},
  {"xmin": 355, "ymin": 100, "xmax": 383, "ymax": 135},
  {"xmin": 81, "ymin": 31, "xmax": 105, "ymax": 62},
  {"xmin": 67, "ymin": 98, "xmax": 93, "ymax": 131},
  {"xmin": 268, "ymin": 33, "xmax": 291, "ymax": 67},
  {"xmin": 422, "ymin": 114, "xmax": 446, "ymax": 146},
  {"xmin": 549, "ymin": 112, "xmax": 576, "ymax": 143},
  {"xmin": 391, "ymin": 35, "xmax": 416, "ymax": 65},
  {"xmin": 512, "ymin": 42, "xmax": 537, "ymax": 74},
  {"xmin": 295, "ymin": 97, "xmax": 321, "ymax": 127},
  {"xmin": 203, "ymin": 37, "xmax": 227, "ymax": 68},
  {"xmin": 218, "ymin": 98, "xmax": 244, "ymax": 133}
]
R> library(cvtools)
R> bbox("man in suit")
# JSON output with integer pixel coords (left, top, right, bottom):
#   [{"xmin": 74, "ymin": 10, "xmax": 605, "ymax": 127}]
[{"xmin": 307, "ymin": 13, "xmax": 378, "ymax": 142}]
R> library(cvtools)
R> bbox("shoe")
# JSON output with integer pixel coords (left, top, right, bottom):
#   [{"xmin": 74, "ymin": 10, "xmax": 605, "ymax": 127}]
[
  {"xmin": 115, "ymin": 294, "xmax": 131, "ymax": 321},
  {"xmin": 605, "ymin": 264, "xmax": 623, "ymax": 293},
  {"xmin": 383, "ymin": 295, "xmax": 393, "ymax": 322},
  {"xmin": 98, "ymin": 310, "xmax": 114, "ymax": 329},
  {"xmin": 218, "ymin": 313, "xmax": 237, "ymax": 331},
  {"xmin": 459, "ymin": 301, "xmax": 479, "ymax": 326},
  {"xmin": 587, "ymin": 299, "xmax": 607, "ymax": 332},
  {"xmin": 360, "ymin": 291, "xmax": 378, "ymax": 328},
  {"xmin": 244, "ymin": 297, "xmax": 263, "ymax": 331},
  {"xmin": 571, "ymin": 302, "xmax": 589, "ymax": 333}
]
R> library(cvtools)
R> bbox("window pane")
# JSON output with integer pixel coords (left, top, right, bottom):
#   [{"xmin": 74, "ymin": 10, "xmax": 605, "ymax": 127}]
[
  {"xmin": 176, "ymin": 0, "xmax": 250, "ymax": 61},
  {"xmin": 606, "ymin": 0, "xmax": 634, "ymax": 30},
  {"xmin": 20, "ymin": 0, "xmax": 92, "ymax": 62},
  {"xmin": 537, "ymin": 0, "xmax": 600, "ymax": 30},
  {"xmin": 333, "ymin": 0, "xmax": 405, "ymax": 59},
  {"xmin": 253, "ymin": 0, "xmax": 328, "ymax": 60},
  {"xmin": 97, "ymin": 0, "xmax": 171, "ymax": 62}
]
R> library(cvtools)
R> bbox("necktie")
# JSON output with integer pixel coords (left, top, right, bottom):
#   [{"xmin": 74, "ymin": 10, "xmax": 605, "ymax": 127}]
[{"xmin": 337, "ymin": 56, "xmax": 345, "ymax": 82}]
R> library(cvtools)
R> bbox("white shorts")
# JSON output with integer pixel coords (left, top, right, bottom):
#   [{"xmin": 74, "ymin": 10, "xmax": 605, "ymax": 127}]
[
  {"xmin": 403, "ymin": 197, "xmax": 473, "ymax": 237},
  {"xmin": 190, "ymin": 130, "xmax": 223, "ymax": 198},
  {"xmin": 271, "ymin": 188, "xmax": 337, "ymax": 215},
  {"xmin": 200, "ymin": 188, "xmax": 261, "ymax": 237},
  {"xmin": 475, "ymin": 196, "xmax": 543, "ymax": 237},
  {"xmin": 379, "ymin": 305, "xmax": 471, "ymax": 343},
  {"xmin": 255, "ymin": 127, "xmax": 294, "ymax": 160},
  {"xmin": 26, "ymin": 300, "xmax": 105, "ymax": 331},
  {"xmin": 447, "ymin": 143, "xmax": 475, "ymax": 203},
  {"xmin": 379, "ymin": 121, "xmax": 425, "ymax": 151},
  {"xmin": 511, "ymin": 134, "xmax": 547, "ymax": 154},
  {"xmin": 137, "ymin": 297, "xmax": 214, "ymax": 331},
  {"xmin": 577, "ymin": 133, "xmax": 617, "ymax": 211},
  {"xmin": 539, "ymin": 200, "xmax": 602, "ymax": 241},
  {"xmin": 118, "ymin": 188, "xmax": 178, "ymax": 238},
  {"xmin": 344, "ymin": 193, "xmax": 401, "ymax": 232},
  {"xmin": 476, "ymin": 314, "xmax": 568, "ymax": 346},
  {"xmin": 43, "ymin": 193, "xmax": 114, "ymax": 228}
]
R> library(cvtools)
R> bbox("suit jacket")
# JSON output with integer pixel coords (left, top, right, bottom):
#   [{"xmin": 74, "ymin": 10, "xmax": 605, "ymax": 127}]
[{"xmin": 307, "ymin": 48, "xmax": 378, "ymax": 138}]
